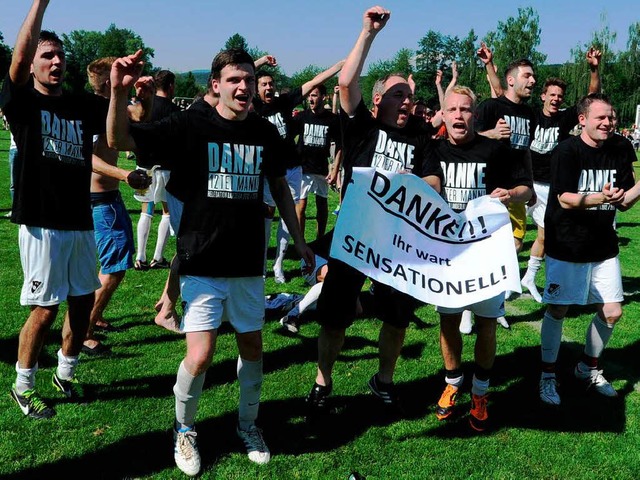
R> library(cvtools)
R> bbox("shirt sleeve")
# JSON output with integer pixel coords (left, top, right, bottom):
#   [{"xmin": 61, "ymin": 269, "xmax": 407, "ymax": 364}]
[
  {"xmin": 474, "ymin": 99, "xmax": 496, "ymax": 133},
  {"xmin": 417, "ymin": 140, "xmax": 444, "ymax": 181},
  {"xmin": 130, "ymin": 111, "xmax": 187, "ymax": 170}
]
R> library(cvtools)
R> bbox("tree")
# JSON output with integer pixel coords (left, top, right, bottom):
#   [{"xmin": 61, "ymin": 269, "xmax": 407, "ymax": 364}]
[
  {"xmin": 414, "ymin": 31, "xmax": 460, "ymax": 105},
  {"xmin": 0, "ymin": 31, "xmax": 12, "ymax": 82},
  {"xmin": 62, "ymin": 25, "xmax": 155, "ymax": 94},
  {"xmin": 175, "ymin": 71, "xmax": 202, "ymax": 99},
  {"xmin": 224, "ymin": 33, "xmax": 249, "ymax": 51},
  {"xmin": 362, "ymin": 48, "xmax": 415, "ymax": 106},
  {"xmin": 483, "ymin": 7, "xmax": 547, "ymax": 71}
]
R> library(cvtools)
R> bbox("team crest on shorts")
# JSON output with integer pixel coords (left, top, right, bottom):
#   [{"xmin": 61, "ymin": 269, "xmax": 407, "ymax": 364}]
[
  {"xmin": 30, "ymin": 280, "xmax": 42, "ymax": 294},
  {"xmin": 547, "ymin": 283, "xmax": 560, "ymax": 298}
]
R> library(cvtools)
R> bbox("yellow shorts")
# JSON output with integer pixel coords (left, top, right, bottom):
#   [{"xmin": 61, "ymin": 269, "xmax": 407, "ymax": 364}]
[{"xmin": 508, "ymin": 201, "xmax": 527, "ymax": 240}]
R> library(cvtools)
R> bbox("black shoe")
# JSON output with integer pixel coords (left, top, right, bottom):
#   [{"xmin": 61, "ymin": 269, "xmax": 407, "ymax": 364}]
[
  {"xmin": 52, "ymin": 372, "xmax": 83, "ymax": 400},
  {"xmin": 279, "ymin": 314, "xmax": 299, "ymax": 333},
  {"xmin": 81, "ymin": 342, "xmax": 112, "ymax": 356},
  {"xmin": 10, "ymin": 385, "xmax": 56, "ymax": 419},
  {"xmin": 149, "ymin": 258, "xmax": 171, "ymax": 269},
  {"xmin": 306, "ymin": 382, "xmax": 332, "ymax": 418},
  {"xmin": 368, "ymin": 374, "xmax": 399, "ymax": 407},
  {"xmin": 134, "ymin": 260, "xmax": 150, "ymax": 271}
]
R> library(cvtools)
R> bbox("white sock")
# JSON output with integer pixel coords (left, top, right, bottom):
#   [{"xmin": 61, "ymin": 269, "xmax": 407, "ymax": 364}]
[
  {"xmin": 291, "ymin": 282, "xmax": 323, "ymax": 316},
  {"xmin": 153, "ymin": 214, "xmax": 171, "ymax": 262},
  {"xmin": 173, "ymin": 361, "xmax": 206, "ymax": 427},
  {"xmin": 237, "ymin": 356, "xmax": 262, "ymax": 431},
  {"xmin": 445, "ymin": 373, "xmax": 464, "ymax": 388},
  {"xmin": 524, "ymin": 255, "xmax": 543, "ymax": 279},
  {"xmin": 15, "ymin": 361, "xmax": 37, "ymax": 394},
  {"xmin": 274, "ymin": 220, "xmax": 290, "ymax": 273},
  {"xmin": 471, "ymin": 374, "xmax": 490, "ymax": 396},
  {"xmin": 56, "ymin": 349, "xmax": 79, "ymax": 381},
  {"xmin": 541, "ymin": 311, "xmax": 564, "ymax": 364},
  {"xmin": 137, "ymin": 212, "xmax": 152, "ymax": 262},
  {"xmin": 584, "ymin": 313, "xmax": 614, "ymax": 359},
  {"xmin": 263, "ymin": 218, "xmax": 273, "ymax": 274}
]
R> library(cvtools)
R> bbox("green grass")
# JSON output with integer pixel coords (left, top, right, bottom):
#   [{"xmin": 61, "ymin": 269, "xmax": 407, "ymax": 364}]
[{"xmin": 1, "ymin": 127, "xmax": 640, "ymax": 479}]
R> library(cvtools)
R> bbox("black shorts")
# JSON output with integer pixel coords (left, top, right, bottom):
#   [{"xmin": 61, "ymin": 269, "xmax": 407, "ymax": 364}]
[{"xmin": 316, "ymin": 258, "xmax": 419, "ymax": 330}]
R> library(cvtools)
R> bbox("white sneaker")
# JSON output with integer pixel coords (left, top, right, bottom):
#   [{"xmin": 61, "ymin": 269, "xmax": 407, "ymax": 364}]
[
  {"xmin": 539, "ymin": 375, "xmax": 561, "ymax": 405},
  {"xmin": 521, "ymin": 275, "xmax": 543, "ymax": 303},
  {"xmin": 459, "ymin": 310, "xmax": 473, "ymax": 334},
  {"xmin": 237, "ymin": 424, "xmax": 271, "ymax": 464},
  {"xmin": 174, "ymin": 427, "xmax": 201, "ymax": 476},
  {"xmin": 496, "ymin": 316, "xmax": 510, "ymax": 329},
  {"xmin": 574, "ymin": 365, "xmax": 618, "ymax": 397}
]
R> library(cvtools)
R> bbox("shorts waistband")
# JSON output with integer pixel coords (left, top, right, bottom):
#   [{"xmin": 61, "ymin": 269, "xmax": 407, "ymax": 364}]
[{"xmin": 91, "ymin": 190, "xmax": 121, "ymax": 206}]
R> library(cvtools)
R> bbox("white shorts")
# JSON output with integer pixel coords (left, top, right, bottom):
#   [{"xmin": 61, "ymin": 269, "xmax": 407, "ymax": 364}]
[
  {"xmin": 263, "ymin": 166, "xmax": 302, "ymax": 207},
  {"xmin": 302, "ymin": 255, "xmax": 329, "ymax": 286},
  {"xmin": 527, "ymin": 181, "xmax": 549, "ymax": 228},
  {"xmin": 436, "ymin": 293, "xmax": 505, "ymax": 318},
  {"xmin": 543, "ymin": 255, "xmax": 623, "ymax": 305},
  {"xmin": 134, "ymin": 168, "xmax": 171, "ymax": 203},
  {"xmin": 19, "ymin": 226, "xmax": 101, "ymax": 306},
  {"xmin": 300, "ymin": 173, "xmax": 329, "ymax": 199},
  {"xmin": 180, "ymin": 276, "xmax": 264, "ymax": 333}
]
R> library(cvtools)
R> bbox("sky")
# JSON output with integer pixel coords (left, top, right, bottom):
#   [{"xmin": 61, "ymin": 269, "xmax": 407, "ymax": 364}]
[{"xmin": 0, "ymin": 0, "xmax": 634, "ymax": 75}]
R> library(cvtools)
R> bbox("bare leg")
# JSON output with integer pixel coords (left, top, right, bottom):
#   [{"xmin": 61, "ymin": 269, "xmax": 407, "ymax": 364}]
[
  {"xmin": 316, "ymin": 195, "xmax": 328, "ymax": 240},
  {"xmin": 18, "ymin": 305, "xmax": 59, "ymax": 368},
  {"xmin": 155, "ymin": 255, "xmax": 181, "ymax": 333},
  {"xmin": 439, "ymin": 313, "xmax": 463, "ymax": 371},
  {"xmin": 63, "ymin": 293, "xmax": 95, "ymax": 357},
  {"xmin": 85, "ymin": 271, "xmax": 125, "ymax": 348},
  {"xmin": 377, "ymin": 323, "xmax": 406, "ymax": 384},
  {"xmin": 315, "ymin": 326, "xmax": 346, "ymax": 387}
]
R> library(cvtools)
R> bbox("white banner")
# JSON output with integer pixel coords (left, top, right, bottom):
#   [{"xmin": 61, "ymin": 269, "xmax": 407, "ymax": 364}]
[{"xmin": 331, "ymin": 168, "xmax": 521, "ymax": 308}]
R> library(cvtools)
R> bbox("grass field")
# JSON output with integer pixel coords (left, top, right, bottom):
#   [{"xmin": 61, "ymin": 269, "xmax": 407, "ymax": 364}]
[{"xmin": 0, "ymin": 128, "xmax": 639, "ymax": 479}]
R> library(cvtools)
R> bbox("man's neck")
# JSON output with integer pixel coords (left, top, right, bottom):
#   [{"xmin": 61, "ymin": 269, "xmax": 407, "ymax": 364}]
[
  {"xmin": 33, "ymin": 80, "xmax": 62, "ymax": 97},
  {"xmin": 505, "ymin": 89, "xmax": 521, "ymax": 105}
]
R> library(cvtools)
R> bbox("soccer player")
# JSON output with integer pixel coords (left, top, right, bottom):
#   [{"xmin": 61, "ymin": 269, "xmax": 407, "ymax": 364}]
[
  {"xmin": 84, "ymin": 56, "xmax": 153, "ymax": 353},
  {"xmin": 133, "ymin": 69, "xmax": 182, "ymax": 271},
  {"xmin": 428, "ymin": 85, "xmax": 532, "ymax": 431},
  {"xmin": 1, "ymin": 0, "xmax": 137, "ymax": 419},
  {"xmin": 253, "ymin": 58, "xmax": 344, "ymax": 283},
  {"xmin": 306, "ymin": 6, "xmax": 443, "ymax": 417},
  {"xmin": 292, "ymin": 84, "xmax": 343, "ymax": 240},
  {"xmin": 538, "ymin": 93, "xmax": 637, "ymax": 406},
  {"xmin": 107, "ymin": 48, "xmax": 313, "ymax": 476}
]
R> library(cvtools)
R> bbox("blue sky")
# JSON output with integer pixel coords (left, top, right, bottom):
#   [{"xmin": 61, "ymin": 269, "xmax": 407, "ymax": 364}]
[{"xmin": 1, "ymin": 0, "xmax": 634, "ymax": 74}]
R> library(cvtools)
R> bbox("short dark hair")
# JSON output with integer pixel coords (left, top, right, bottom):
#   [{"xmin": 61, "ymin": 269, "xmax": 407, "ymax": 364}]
[
  {"xmin": 310, "ymin": 84, "xmax": 327, "ymax": 96},
  {"xmin": 39, "ymin": 30, "xmax": 63, "ymax": 49},
  {"xmin": 577, "ymin": 92, "xmax": 611, "ymax": 117},
  {"xmin": 504, "ymin": 59, "xmax": 534, "ymax": 80},
  {"xmin": 154, "ymin": 70, "xmax": 175, "ymax": 92},
  {"xmin": 256, "ymin": 70, "xmax": 274, "ymax": 82},
  {"xmin": 210, "ymin": 49, "xmax": 255, "ymax": 81},
  {"xmin": 542, "ymin": 77, "xmax": 567, "ymax": 94}
]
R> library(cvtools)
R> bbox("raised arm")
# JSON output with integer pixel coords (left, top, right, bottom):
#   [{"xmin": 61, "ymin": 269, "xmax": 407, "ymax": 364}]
[
  {"xmin": 445, "ymin": 61, "xmax": 459, "ymax": 96},
  {"xmin": 585, "ymin": 47, "xmax": 602, "ymax": 94},
  {"xmin": 478, "ymin": 42, "xmax": 504, "ymax": 97},
  {"xmin": 339, "ymin": 6, "xmax": 390, "ymax": 116},
  {"xmin": 10, "ymin": 0, "xmax": 50, "ymax": 86},
  {"xmin": 301, "ymin": 59, "xmax": 346, "ymax": 97},
  {"xmin": 435, "ymin": 69, "xmax": 445, "ymax": 109},
  {"xmin": 127, "ymin": 76, "xmax": 156, "ymax": 123},
  {"xmin": 107, "ymin": 50, "xmax": 145, "ymax": 151},
  {"xmin": 255, "ymin": 55, "xmax": 277, "ymax": 70},
  {"xmin": 332, "ymin": 85, "xmax": 340, "ymax": 114}
]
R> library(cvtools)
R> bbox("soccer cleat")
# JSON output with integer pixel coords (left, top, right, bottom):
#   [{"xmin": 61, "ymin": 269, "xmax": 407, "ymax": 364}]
[
  {"xmin": 539, "ymin": 375, "xmax": 561, "ymax": 405},
  {"xmin": 459, "ymin": 310, "xmax": 473, "ymax": 334},
  {"xmin": 174, "ymin": 426, "xmax": 201, "ymax": 476},
  {"xmin": 52, "ymin": 372, "xmax": 82, "ymax": 400},
  {"xmin": 368, "ymin": 374, "xmax": 400, "ymax": 407},
  {"xmin": 10, "ymin": 385, "xmax": 56, "ymax": 419},
  {"xmin": 149, "ymin": 258, "xmax": 170, "ymax": 269},
  {"xmin": 574, "ymin": 365, "xmax": 618, "ymax": 397},
  {"xmin": 469, "ymin": 393, "xmax": 489, "ymax": 432},
  {"xmin": 306, "ymin": 382, "xmax": 332, "ymax": 418},
  {"xmin": 521, "ymin": 275, "xmax": 543, "ymax": 303},
  {"xmin": 237, "ymin": 424, "xmax": 271, "ymax": 465},
  {"xmin": 496, "ymin": 316, "xmax": 510, "ymax": 330},
  {"xmin": 134, "ymin": 260, "xmax": 149, "ymax": 271},
  {"xmin": 279, "ymin": 314, "xmax": 299, "ymax": 333},
  {"xmin": 435, "ymin": 384, "xmax": 459, "ymax": 420}
]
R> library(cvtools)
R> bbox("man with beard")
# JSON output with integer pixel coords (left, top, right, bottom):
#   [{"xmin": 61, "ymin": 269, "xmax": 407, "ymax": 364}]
[
  {"xmin": 253, "ymin": 59, "xmax": 344, "ymax": 283},
  {"xmin": 292, "ymin": 84, "xmax": 342, "ymax": 240},
  {"xmin": 305, "ymin": 6, "xmax": 443, "ymax": 417}
]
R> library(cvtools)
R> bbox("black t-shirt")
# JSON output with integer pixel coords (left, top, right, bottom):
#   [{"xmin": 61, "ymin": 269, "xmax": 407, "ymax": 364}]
[
  {"xmin": 476, "ymin": 96, "xmax": 535, "ymax": 151},
  {"xmin": 529, "ymin": 106, "xmax": 578, "ymax": 183},
  {"xmin": 130, "ymin": 107, "xmax": 286, "ymax": 277},
  {"xmin": 0, "ymin": 75, "xmax": 107, "ymax": 230},
  {"xmin": 136, "ymin": 95, "xmax": 182, "ymax": 169},
  {"xmin": 252, "ymin": 87, "xmax": 304, "ymax": 168},
  {"xmin": 340, "ymin": 100, "xmax": 443, "ymax": 197},
  {"xmin": 291, "ymin": 108, "xmax": 342, "ymax": 176},
  {"xmin": 426, "ymin": 135, "xmax": 532, "ymax": 212},
  {"xmin": 545, "ymin": 135, "xmax": 636, "ymax": 262}
]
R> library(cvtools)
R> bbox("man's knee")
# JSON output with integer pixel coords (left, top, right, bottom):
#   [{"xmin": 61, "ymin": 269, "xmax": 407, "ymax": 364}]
[
  {"xmin": 546, "ymin": 304, "xmax": 568, "ymax": 320},
  {"xmin": 600, "ymin": 303, "xmax": 623, "ymax": 324}
]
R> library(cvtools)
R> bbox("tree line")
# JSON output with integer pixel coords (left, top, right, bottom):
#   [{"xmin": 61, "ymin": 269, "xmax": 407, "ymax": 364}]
[{"xmin": 1, "ymin": 8, "xmax": 638, "ymax": 125}]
